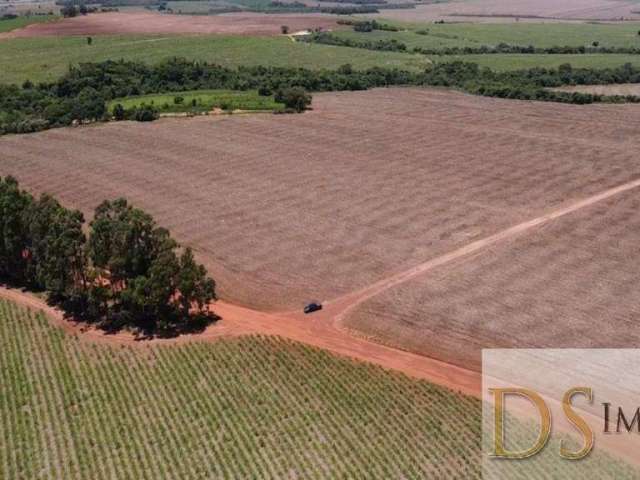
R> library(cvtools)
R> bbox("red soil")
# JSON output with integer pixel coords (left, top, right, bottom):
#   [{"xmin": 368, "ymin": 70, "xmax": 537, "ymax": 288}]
[{"xmin": 0, "ymin": 11, "xmax": 339, "ymax": 38}]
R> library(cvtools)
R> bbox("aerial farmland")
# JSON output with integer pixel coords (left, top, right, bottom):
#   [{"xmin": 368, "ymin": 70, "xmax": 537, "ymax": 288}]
[{"xmin": 2, "ymin": 0, "xmax": 640, "ymax": 477}]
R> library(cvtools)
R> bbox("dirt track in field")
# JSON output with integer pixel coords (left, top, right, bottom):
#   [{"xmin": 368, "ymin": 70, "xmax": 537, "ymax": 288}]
[
  {"xmin": 0, "ymin": 11, "xmax": 339, "ymax": 38},
  {"xmin": 332, "ymin": 176, "xmax": 640, "ymax": 321},
  {"xmin": 347, "ymin": 185, "xmax": 640, "ymax": 372}
]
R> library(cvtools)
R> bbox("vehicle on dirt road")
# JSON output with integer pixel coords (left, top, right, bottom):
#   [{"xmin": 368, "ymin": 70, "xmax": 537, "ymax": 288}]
[{"xmin": 304, "ymin": 302, "xmax": 323, "ymax": 314}]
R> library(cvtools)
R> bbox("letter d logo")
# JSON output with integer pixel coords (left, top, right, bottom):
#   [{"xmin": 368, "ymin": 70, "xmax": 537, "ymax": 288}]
[{"xmin": 490, "ymin": 388, "xmax": 551, "ymax": 459}]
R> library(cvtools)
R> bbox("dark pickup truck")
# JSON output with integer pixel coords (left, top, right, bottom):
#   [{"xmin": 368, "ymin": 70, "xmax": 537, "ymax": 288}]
[{"xmin": 304, "ymin": 303, "xmax": 323, "ymax": 314}]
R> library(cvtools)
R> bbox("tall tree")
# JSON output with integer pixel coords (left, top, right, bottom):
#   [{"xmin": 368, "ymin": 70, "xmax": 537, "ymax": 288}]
[
  {"xmin": 175, "ymin": 248, "xmax": 216, "ymax": 320},
  {"xmin": 88, "ymin": 198, "xmax": 159, "ymax": 289},
  {"xmin": 0, "ymin": 177, "xmax": 32, "ymax": 282},
  {"xmin": 24, "ymin": 194, "xmax": 86, "ymax": 297},
  {"xmin": 119, "ymin": 237, "xmax": 180, "ymax": 333}
]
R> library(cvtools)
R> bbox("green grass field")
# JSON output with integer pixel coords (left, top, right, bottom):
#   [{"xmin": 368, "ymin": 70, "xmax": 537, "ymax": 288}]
[
  {"xmin": 109, "ymin": 89, "xmax": 283, "ymax": 113},
  {"xmin": 166, "ymin": 0, "xmax": 237, "ymax": 13},
  {"xmin": 165, "ymin": 0, "xmax": 300, "ymax": 13},
  {"xmin": 334, "ymin": 28, "xmax": 471, "ymax": 49},
  {"xmin": 0, "ymin": 35, "xmax": 429, "ymax": 85},
  {"xmin": 373, "ymin": 19, "xmax": 640, "ymax": 48},
  {"xmin": 0, "ymin": 14, "xmax": 58, "ymax": 34},
  {"xmin": 319, "ymin": 21, "xmax": 640, "ymax": 72}
]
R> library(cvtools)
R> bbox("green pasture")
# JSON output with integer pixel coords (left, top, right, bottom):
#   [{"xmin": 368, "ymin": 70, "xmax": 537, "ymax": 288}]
[
  {"xmin": 0, "ymin": 34, "xmax": 429, "ymax": 85},
  {"xmin": 109, "ymin": 89, "xmax": 283, "ymax": 112}
]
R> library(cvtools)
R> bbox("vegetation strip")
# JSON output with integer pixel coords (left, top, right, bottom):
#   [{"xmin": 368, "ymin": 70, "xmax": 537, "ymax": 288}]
[
  {"xmin": 304, "ymin": 31, "xmax": 640, "ymax": 56},
  {"xmin": 4, "ymin": 58, "xmax": 640, "ymax": 135}
]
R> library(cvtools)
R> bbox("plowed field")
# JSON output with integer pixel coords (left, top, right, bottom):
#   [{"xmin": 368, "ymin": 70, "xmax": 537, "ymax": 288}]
[{"xmin": 3, "ymin": 88, "xmax": 640, "ymax": 314}]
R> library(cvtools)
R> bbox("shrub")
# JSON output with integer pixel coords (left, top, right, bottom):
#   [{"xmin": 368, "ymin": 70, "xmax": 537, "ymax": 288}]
[
  {"xmin": 60, "ymin": 4, "xmax": 78, "ymax": 17},
  {"xmin": 275, "ymin": 87, "xmax": 312, "ymax": 112},
  {"xmin": 112, "ymin": 103, "xmax": 125, "ymax": 121},
  {"xmin": 132, "ymin": 104, "xmax": 159, "ymax": 122},
  {"xmin": 14, "ymin": 118, "xmax": 49, "ymax": 134}
]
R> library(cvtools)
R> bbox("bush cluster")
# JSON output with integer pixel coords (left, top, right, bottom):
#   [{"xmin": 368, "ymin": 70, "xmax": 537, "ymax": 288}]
[
  {"xmin": 0, "ymin": 176, "xmax": 217, "ymax": 336},
  {"xmin": 275, "ymin": 87, "xmax": 312, "ymax": 112},
  {"xmin": 304, "ymin": 32, "xmax": 406, "ymax": 51},
  {"xmin": 111, "ymin": 103, "xmax": 160, "ymax": 121},
  {"xmin": 336, "ymin": 19, "xmax": 399, "ymax": 30}
]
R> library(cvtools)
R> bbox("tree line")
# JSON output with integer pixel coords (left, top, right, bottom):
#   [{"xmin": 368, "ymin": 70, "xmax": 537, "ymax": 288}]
[
  {"xmin": 3, "ymin": 58, "xmax": 640, "ymax": 136},
  {"xmin": 0, "ymin": 176, "xmax": 217, "ymax": 337},
  {"xmin": 301, "ymin": 32, "xmax": 407, "ymax": 52},
  {"xmin": 336, "ymin": 19, "xmax": 400, "ymax": 32},
  {"xmin": 306, "ymin": 32, "xmax": 640, "ymax": 56},
  {"xmin": 423, "ymin": 61, "xmax": 640, "ymax": 104},
  {"xmin": 414, "ymin": 43, "xmax": 640, "ymax": 56},
  {"xmin": 0, "ymin": 59, "xmax": 412, "ymax": 135}
]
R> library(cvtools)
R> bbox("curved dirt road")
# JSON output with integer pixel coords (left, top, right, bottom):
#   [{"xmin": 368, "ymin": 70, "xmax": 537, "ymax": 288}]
[{"xmin": 3, "ymin": 176, "xmax": 640, "ymax": 398}]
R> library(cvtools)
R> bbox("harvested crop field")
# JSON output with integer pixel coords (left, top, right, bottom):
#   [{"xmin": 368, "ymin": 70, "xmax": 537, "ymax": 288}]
[
  {"xmin": 553, "ymin": 83, "xmax": 640, "ymax": 96},
  {"xmin": 0, "ymin": 11, "xmax": 340, "ymax": 38},
  {"xmin": 371, "ymin": 0, "xmax": 640, "ymax": 22},
  {"xmin": 2, "ymin": 88, "xmax": 640, "ymax": 315},
  {"xmin": 346, "ymin": 187, "xmax": 640, "ymax": 372}
]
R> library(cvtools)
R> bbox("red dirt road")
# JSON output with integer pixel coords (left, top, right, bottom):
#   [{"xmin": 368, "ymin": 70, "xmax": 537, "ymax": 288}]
[
  {"xmin": 0, "ymin": 11, "xmax": 340, "ymax": 38},
  {"xmin": 4, "ymin": 175, "xmax": 640, "ymax": 397},
  {"xmin": 0, "ymin": 287, "xmax": 482, "ymax": 397}
]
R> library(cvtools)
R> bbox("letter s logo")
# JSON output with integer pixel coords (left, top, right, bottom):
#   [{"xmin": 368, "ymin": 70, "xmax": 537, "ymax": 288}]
[{"xmin": 560, "ymin": 387, "xmax": 594, "ymax": 460}]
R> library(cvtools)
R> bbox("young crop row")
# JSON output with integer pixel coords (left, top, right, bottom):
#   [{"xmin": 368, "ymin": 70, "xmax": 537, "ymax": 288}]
[
  {"xmin": 0, "ymin": 299, "xmax": 637, "ymax": 478},
  {"xmin": 0, "ymin": 299, "xmax": 483, "ymax": 479}
]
